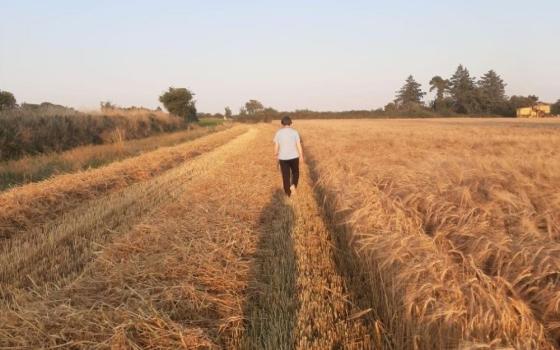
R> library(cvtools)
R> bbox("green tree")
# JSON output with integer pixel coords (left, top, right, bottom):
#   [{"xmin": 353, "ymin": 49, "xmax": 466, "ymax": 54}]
[
  {"xmin": 159, "ymin": 87, "xmax": 197, "ymax": 123},
  {"xmin": 429, "ymin": 76, "xmax": 449, "ymax": 101},
  {"xmin": 552, "ymin": 99, "xmax": 560, "ymax": 115},
  {"xmin": 429, "ymin": 76, "xmax": 450, "ymax": 111},
  {"xmin": 395, "ymin": 75, "xmax": 426, "ymax": 107},
  {"xmin": 449, "ymin": 65, "xmax": 479, "ymax": 114},
  {"xmin": 384, "ymin": 102, "xmax": 397, "ymax": 113},
  {"xmin": 477, "ymin": 70, "xmax": 507, "ymax": 114},
  {"xmin": 224, "ymin": 106, "xmax": 232, "ymax": 119},
  {"xmin": 0, "ymin": 90, "xmax": 17, "ymax": 110},
  {"xmin": 100, "ymin": 101, "xmax": 116, "ymax": 111},
  {"xmin": 508, "ymin": 95, "xmax": 539, "ymax": 109},
  {"xmin": 245, "ymin": 99, "xmax": 264, "ymax": 115}
]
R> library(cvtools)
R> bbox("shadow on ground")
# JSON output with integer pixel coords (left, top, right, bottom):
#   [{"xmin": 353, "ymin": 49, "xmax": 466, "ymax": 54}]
[{"xmin": 238, "ymin": 189, "xmax": 298, "ymax": 350}]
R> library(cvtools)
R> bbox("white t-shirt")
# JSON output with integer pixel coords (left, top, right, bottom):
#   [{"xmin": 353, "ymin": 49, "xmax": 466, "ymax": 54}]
[{"xmin": 273, "ymin": 127, "xmax": 301, "ymax": 160}]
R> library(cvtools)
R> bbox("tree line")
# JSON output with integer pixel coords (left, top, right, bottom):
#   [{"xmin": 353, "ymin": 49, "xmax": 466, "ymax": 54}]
[
  {"xmin": 2, "ymin": 75, "xmax": 559, "ymax": 124},
  {"xmin": 387, "ymin": 65, "xmax": 560, "ymax": 116}
]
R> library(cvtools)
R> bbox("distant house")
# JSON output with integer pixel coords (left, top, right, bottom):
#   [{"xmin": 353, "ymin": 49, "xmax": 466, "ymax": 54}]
[{"xmin": 517, "ymin": 103, "xmax": 552, "ymax": 118}]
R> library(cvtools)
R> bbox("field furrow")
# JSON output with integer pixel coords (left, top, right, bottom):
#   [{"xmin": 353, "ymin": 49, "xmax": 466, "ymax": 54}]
[
  {"xmin": 238, "ymin": 190, "xmax": 298, "ymax": 350},
  {"xmin": 0, "ymin": 128, "xmax": 255, "ymax": 297},
  {"xmin": 0, "ymin": 124, "xmax": 230, "ymax": 191},
  {"xmin": 291, "ymin": 164, "xmax": 380, "ymax": 349},
  {"xmin": 0, "ymin": 125, "xmax": 248, "ymax": 240}
]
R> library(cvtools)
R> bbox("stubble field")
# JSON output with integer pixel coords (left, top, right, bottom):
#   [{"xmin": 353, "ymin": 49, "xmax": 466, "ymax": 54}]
[{"xmin": 1, "ymin": 118, "xmax": 560, "ymax": 349}]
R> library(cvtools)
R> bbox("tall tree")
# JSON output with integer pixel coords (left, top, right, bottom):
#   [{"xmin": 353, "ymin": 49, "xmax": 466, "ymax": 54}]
[
  {"xmin": 0, "ymin": 90, "xmax": 17, "ymax": 110},
  {"xmin": 448, "ymin": 65, "xmax": 479, "ymax": 114},
  {"xmin": 429, "ymin": 76, "xmax": 450, "ymax": 111},
  {"xmin": 395, "ymin": 75, "xmax": 426, "ymax": 106},
  {"xmin": 477, "ymin": 70, "xmax": 507, "ymax": 114},
  {"xmin": 429, "ymin": 76, "xmax": 449, "ymax": 101},
  {"xmin": 245, "ymin": 100, "xmax": 264, "ymax": 115},
  {"xmin": 159, "ymin": 87, "xmax": 198, "ymax": 123},
  {"xmin": 224, "ymin": 106, "xmax": 232, "ymax": 119}
]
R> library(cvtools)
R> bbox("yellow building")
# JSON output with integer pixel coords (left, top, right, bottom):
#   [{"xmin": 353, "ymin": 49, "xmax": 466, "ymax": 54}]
[{"xmin": 517, "ymin": 103, "xmax": 552, "ymax": 118}]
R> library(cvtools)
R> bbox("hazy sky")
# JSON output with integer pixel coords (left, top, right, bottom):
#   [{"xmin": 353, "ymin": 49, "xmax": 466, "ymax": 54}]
[{"xmin": 1, "ymin": 0, "xmax": 559, "ymax": 113}]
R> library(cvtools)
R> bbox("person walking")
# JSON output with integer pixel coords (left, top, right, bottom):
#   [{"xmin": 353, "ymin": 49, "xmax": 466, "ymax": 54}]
[{"xmin": 273, "ymin": 116, "xmax": 303, "ymax": 197}]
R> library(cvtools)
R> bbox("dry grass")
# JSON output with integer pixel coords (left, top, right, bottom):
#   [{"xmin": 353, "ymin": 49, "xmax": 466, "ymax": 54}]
[
  {"xmin": 0, "ymin": 129, "xmax": 257, "ymax": 297},
  {"xmin": 0, "ymin": 127, "xmax": 264, "ymax": 348},
  {"xmin": 0, "ymin": 123, "xmax": 230, "ymax": 191},
  {"xmin": 0, "ymin": 125, "xmax": 247, "ymax": 240},
  {"xmin": 0, "ymin": 106, "xmax": 187, "ymax": 161},
  {"xmin": 299, "ymin": 118, "xmax": 560, "ymax": 349}
]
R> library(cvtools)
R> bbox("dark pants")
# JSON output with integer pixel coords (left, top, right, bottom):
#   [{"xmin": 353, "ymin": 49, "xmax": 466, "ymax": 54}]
[{"xmin": 279, "ymin": 158, "xmax": 299, "ymax": 196}]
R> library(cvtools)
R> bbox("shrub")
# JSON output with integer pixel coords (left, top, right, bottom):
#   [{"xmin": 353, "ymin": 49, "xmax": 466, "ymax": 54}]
[{"xmin": 0, "ymin": 106, "xmax": 186, "ymax": 161}]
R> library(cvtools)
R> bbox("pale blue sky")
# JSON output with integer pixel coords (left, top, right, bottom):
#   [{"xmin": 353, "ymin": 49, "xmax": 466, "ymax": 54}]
[{"xmin": 1, "ymin": 0, "xmax": 558, "ymax": 113}]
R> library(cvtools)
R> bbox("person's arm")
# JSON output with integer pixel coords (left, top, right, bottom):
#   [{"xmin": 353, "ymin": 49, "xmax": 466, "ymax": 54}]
[
  {"xmin": 297, "ymin": 139, "xmax": 303, "ymax": 161},
  {"xmin": 274, "ymin": 141, "xmax": 279, "ymax": 159}
]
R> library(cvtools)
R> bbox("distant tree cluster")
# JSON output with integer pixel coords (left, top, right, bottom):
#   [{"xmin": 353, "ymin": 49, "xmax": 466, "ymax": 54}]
[
  {"xmin": 387, "ymin": 65, "xmax": 552, "ymax": 117},
  {"xmin": 197, "ymin": 112, "xmax": 225, "ymax": 119},
  {"xmin": 224, "ymin": 107, "xmax": 232, "ymax": 119},
  {"xmin": 159, "ymin": 87, "xmax": 198, "ymax": 123},
  {"xmin": 0, "ymin": 90, "xmax": 17, "ymax": 110},
  {"xmin": 234, "ymin": 99, "xmax": 277, "ymax": 123}
]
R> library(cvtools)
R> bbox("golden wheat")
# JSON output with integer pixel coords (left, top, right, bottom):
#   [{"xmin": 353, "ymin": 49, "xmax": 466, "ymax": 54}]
[{"xmin": 298, "ymin": 118, "xmax": 560, "ymax": 349}]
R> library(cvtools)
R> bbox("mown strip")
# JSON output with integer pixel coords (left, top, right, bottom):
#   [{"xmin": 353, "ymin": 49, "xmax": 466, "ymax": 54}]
[
  {"xmin": 0, "ymin": 125, "xmax": 282, "ymax": 348},
  {"xmin": 0, "ymin": 125, "xmax": 247, "ymax": 240},
  {"xmin": 0, "ymin": 129, "xmax": 256, "ymax": 297},
  {"xmin": 239, "ymin": 191, "xmax": 298, "ymax": 350}
]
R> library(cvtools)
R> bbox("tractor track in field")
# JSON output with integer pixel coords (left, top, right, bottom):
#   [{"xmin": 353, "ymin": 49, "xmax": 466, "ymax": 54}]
[
  {"xmin": 239, "ymin": 127, "xmax": 381, "ymax": 349},
  {"xmin": 289, "ymin": 162, "xmax": 380, "ymax": 349}
]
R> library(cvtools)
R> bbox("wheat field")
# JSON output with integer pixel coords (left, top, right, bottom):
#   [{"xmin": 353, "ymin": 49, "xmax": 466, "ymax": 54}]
[{"xmin": 1, "ymin": 118, "xmax": 559, "ymax": 349}]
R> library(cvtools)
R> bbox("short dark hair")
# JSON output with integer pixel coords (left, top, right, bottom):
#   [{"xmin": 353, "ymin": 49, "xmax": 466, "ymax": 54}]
[{"xmin": 281, "ymin": 116, "xmax": 292, "ymax": 126}]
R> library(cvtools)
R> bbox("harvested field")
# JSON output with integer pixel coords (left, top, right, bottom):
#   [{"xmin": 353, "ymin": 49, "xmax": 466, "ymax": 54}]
[
  {"xmin": 0, "ymin": 125, "xmax": 247, "ymax": 240},
  {"xmin": 1, "ymin": 118, "xmax": 560, "ymax": 349}
]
